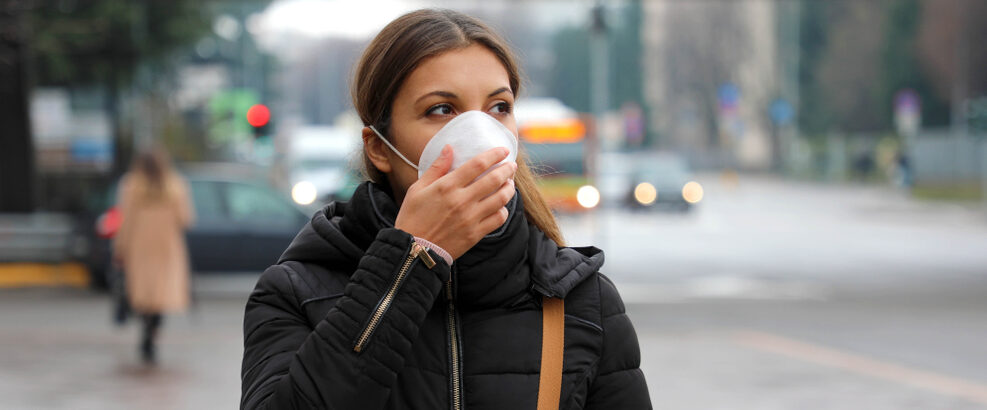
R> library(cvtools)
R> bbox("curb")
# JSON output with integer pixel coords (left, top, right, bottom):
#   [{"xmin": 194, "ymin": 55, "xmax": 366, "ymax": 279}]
[{"xmin": 0, "ymin": 263, "xmax": 89, "ymax": 288}]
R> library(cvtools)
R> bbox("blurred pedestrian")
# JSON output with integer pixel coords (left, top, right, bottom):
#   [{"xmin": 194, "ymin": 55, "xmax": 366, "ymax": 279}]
[
  {"xmin": 895, "ymin": 148, "xmax": 913, "ymax": 188},
  {"xmin": 113, "ymin": 146, "xmax": 194, "ymax": 364},
  {"xmin": 241, "ymin": 9, "xmax": 650, "ymax": 409}
]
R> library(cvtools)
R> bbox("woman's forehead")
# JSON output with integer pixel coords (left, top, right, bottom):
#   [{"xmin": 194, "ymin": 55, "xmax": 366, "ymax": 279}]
[{"xmin": 400, "ymin": 44, "xmax": 511, "ymax": 100}]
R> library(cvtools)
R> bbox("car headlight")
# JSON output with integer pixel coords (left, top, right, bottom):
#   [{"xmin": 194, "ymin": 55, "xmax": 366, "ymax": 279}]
[
  {"xmin": 291, "ymin": 181, "xmax": 318, "ymax": 205},
  {"xmin": 634, "ymin": 182, "xmax": 657, "ymax": 205},
  {"xmin": 682, "ymin": 181, "xmax": 703, "ymax": 204},
  {"xmin": 576, "ymin": 185, "xmax": 601, "ymax": 209}
]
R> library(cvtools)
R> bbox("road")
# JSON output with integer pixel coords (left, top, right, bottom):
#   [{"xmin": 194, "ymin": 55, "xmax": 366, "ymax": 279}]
[
  {"xmin": 1, "ymin": 175, "xmax": 985, "ymax": 409},
  {"xmin": 562, "ymin": 174, "xmax": 987, "ymax": 409}
]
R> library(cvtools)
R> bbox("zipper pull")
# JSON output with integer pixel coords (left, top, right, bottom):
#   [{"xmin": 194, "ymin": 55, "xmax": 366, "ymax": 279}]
[
  {"xmin": 410, "ymin": 241, "xmax": 437, "ymax": 269},
  {"xmin": 446, "ymin": 264, "xmax": 455, "ymax": 301}
]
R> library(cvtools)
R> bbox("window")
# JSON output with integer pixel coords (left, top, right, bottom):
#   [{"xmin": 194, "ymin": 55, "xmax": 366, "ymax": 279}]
[
  {"xmin": 189, "ymin": 181, "xmax": 225, "ymax": 221},
  {"xmin": 225, "ymin": 182, "xmax": 297, "ymax": 223}
]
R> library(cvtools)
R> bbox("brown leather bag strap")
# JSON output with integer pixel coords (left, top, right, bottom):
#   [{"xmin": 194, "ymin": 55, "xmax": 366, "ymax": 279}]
[{"xmin": 537, "ymin": 296, "xmax": 565, "ymax": 410}]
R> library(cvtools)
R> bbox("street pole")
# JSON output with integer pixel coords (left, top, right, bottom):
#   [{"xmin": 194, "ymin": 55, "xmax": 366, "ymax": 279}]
[
  {"xmin": 590, "ymin": 1, "xmax": 609, "ymax": 248},
  {"xmin": 132, "ymin": 0, "xmax": 152, "ymax": 153},
  {"xmin": 951, "ymin": 0, "xmax": 969, "ymax": 187},
  {"xmin": 590, "ymin": 2, "xmax": 609, "ymax": 179},
  {"xmin": 0, "ymin": 2, "xmax": 35, "ymax": 213},
  {"xmin": 788, "ymin": 0, "xmax": 801, "ymax": 175}
]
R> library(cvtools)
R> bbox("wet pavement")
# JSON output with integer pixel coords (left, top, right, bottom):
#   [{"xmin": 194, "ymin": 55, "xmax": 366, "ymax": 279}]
[
  {"xmin": 2, "ymin": 175, "xmax": 986, "ymax": 409},
  {"xmin": 2, "ymin": 282, "xmax": 986, "ymax": 409},
  {"xmin": 0, "ymin": 289, "xmax": 244, "ymax": 409}
]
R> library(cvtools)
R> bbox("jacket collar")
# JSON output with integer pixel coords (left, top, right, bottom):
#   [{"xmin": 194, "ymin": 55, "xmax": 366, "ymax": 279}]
[{"xmin": 279, "ymin": 181, "xmax": 604, "ymax": 308}]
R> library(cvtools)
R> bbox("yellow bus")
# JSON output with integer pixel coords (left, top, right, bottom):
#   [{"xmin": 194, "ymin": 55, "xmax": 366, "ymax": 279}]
[{"xmin": 515, "ymin": 99, "xmax": 591, "ymax": 213}]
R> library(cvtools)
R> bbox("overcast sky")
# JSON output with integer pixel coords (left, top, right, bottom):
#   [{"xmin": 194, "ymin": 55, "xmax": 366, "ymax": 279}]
[{"xmin": 254, "ymin": 0, "xmax": 589, "ymax": 43}]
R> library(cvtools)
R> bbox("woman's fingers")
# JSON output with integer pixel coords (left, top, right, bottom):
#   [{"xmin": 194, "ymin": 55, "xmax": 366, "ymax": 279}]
[
  {"xmin": 419, "ymin": 144, "xmax": 453, "ymax": 185},
  {"xmin": 476, "ymin": 204, "xmax": 511, "ymax": 236},
  {"xmin": 447, "ymin": 147, "xmax": 509, "ymax": 187},
  {"xmin": 474, "ymin": 178, "xmax": 515, "ymax": 219},
  {"xmin": 396, "ymin": 147, "xmax": 517, "ymax": 259},
  {"xmin": 464, "ymin": 160, "xmax": 516, "ymax": 199}
]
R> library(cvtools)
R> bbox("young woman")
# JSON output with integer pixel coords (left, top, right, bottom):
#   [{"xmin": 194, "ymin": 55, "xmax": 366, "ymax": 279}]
[
  {"xmin": 241, "ymin": 9, "xmax": 650, "ymax": 409},
  {"xmin": 113, "ymin": 147, "xmax": 194, "ymax": 364}
]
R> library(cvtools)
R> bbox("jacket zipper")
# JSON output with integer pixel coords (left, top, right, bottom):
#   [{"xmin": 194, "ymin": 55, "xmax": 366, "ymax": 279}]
[
  {"xmin": 447, "ymin": 268, "xmax": 463, "ymax": 410},
  {"xmin": 353, "ymin": 241, "xmax": 436, "ymax": 353}
]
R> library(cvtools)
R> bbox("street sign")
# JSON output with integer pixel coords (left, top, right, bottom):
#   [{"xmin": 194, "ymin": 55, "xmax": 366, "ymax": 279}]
[
  {"xmin": 718, "ymin": 83, "xmax": 740, "ymax": 112},
  {"xmin": 894, "ymin": 89, "xmax": 921, "ymax": 137},
  {"xmin": 718, "ymin": 83, "xmax": 743, "ymax": 139},
  {"xmin": 770, "ymin": 98, "xmax": 793, "ymax": 126},
  {"xmin": 622, "ymin": 102, "xmax": 645, "ymax": 147}
]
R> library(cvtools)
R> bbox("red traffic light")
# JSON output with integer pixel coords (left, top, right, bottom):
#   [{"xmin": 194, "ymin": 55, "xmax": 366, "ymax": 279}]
[{"xmin": 247, "ymin": 104, "xmax": 271, "ymax": 128}]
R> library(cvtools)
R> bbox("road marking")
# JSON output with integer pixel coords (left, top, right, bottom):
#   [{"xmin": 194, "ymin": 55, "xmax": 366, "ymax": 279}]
[
  {"xmin": 0, "ymin": 263, "xmax": 88, "ymax": 288},
  {"xmin": 616, "ymin": 279, "xmax": 826, "ymax": 303},
  {"xmin": 733, "ymin": 330, "xmax": 987, "ymax": 405}
]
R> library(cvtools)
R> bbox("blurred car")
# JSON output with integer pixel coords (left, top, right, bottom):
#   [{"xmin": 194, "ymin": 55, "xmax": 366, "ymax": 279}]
[
  {"xmin": 596, "ymin": 151, "xmax": 702, "ymax": 212},
  {"xmin": 287, "ymin": 126, "xmax": 361, "ymax": 206},
  {"xmin": 87, "ymin": 163, "xmax": 310, "ymax": 289}
]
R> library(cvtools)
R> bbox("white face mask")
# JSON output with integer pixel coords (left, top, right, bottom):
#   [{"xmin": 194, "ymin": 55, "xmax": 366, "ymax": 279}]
[{"xmin": 369, "ymin": 110, "xmax": 518, "ymax": 179}]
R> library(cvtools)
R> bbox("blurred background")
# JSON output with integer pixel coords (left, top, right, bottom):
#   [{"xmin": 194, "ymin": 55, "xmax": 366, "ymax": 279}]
[{"xmin": 1, "ymin": 0, "xmax": 986, "ymax": 408}]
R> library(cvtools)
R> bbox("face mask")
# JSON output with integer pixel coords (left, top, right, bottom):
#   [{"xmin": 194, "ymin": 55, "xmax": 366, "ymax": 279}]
[{"xmin": 369, "ymin": 110, "xmax": 518, "ymax": 179}]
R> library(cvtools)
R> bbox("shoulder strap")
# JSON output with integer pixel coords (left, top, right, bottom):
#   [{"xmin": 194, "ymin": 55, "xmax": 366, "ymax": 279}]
[{"xmin": 537, "ymin": 296, "xmax": 565, "ymax": 410}]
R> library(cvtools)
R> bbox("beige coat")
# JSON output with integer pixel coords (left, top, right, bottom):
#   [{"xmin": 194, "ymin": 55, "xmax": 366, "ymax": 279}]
[{"xmin": 113, "ymin": 172, "xmax": 195, "ymax": 313}]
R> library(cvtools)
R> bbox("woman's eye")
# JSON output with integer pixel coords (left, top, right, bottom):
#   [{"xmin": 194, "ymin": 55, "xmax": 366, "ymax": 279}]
[
  {"xmin": 426, "ymin": 104, "xmax": 454, "ymax": 116},
  {"xmin": 490, "ymin": 102, "xmax": 512, "ymax": 114}
]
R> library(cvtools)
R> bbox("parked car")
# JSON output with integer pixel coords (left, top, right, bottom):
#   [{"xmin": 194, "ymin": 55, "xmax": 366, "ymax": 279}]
[{"xmin": 87, "ymin": 163, "xmax": 310, "ymax": 289}]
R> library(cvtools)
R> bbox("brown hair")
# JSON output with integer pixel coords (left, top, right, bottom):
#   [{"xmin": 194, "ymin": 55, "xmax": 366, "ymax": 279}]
[
  {"xmin": 129, "ymin": 146, "xmax": 175, "ymax": 202},
  {"xmin": 352, "ymin": 8, "xmax": 564, "ymax": 246}
]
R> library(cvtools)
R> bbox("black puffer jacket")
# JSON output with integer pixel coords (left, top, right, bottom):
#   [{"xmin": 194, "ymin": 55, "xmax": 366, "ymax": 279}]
[{"xmin": 241, "ymin": 182, "xmax": 651, "ymax": 409}]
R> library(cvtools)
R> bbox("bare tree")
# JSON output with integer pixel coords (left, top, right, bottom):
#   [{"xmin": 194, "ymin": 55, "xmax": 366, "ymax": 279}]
[
  {"xmin": 917, "ymin": 0, "xmax": 987, "ymax": 115},
  {"xmin": 816, "ymin": 1, "xmax": 887, "ymax": 132},
  {"xmin": 662, "ymin": 1, "xmax": 750, "ymax": 149}
]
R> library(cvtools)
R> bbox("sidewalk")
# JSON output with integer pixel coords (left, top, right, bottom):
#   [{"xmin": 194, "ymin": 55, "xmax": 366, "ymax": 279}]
[
  {"xmin": 0, "ymin": 212, "xmax": 90, "ymax": 288},
  {"xmin": 0, "ymin": 288, "xmax": 245, "ymax": 410}
]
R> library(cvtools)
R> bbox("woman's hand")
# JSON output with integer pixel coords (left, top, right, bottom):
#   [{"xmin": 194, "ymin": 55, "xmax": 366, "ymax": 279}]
[{"xmin": 395, "ymin": 145, "xmax": 517, "ymax": 260}]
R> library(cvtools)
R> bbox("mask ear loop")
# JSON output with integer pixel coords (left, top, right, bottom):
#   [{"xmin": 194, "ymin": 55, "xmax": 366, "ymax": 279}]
[{"xmin": 368, "ymin": 125, "xmax": 419, "ymax": 171}]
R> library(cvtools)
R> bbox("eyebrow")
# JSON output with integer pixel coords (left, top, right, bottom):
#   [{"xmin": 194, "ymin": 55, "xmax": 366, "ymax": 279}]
[
  {"xmin": 487, "ymin": 87, "xmax": 512, "ymax": 98},
  {"xmin": 414, "ymin": 87, "xmax": 513, "ymax": 105}
]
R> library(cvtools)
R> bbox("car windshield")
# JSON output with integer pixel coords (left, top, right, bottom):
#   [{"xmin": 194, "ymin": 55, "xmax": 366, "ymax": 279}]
[
  {"xmin": 225, "ymin": 182, "xmax": 299, "ymax": 222},
  {"xmin": 295, "ymin": 158, "xmax": 347, "ymax": 172},
  {"xmin": 188, "ymin": 180, "xmax": 225, "ymax": 220},
  {"xmin": 638, "ymin": 158, "xmax": 689, "ymax": 181},
  {"xmin": 599, "ymin": 157, "xmax": 634, "ymax": 177}
]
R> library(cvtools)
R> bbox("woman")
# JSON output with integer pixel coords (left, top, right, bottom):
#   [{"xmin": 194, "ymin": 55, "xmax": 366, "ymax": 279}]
[
  {"xmin": 241, "ymin": 9, "xmax": 650, "ymax": 409},
  {"xmin": 113, "ymin": 147, "xmax": 194, "ymax": 364}
]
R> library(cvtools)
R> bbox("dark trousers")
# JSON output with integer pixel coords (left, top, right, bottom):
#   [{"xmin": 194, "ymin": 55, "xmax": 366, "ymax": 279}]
[{"xmin": 140, "ymin": 313, "xmax": 163, "ymax": 362}]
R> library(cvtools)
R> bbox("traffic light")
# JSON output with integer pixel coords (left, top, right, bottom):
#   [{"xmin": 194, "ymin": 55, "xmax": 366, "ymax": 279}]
[{"xmin": 247, "ymin": 104, "xmax": 271, "ymax": 138}]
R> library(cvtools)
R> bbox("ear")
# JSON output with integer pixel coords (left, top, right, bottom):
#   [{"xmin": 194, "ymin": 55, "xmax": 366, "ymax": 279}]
[{"xmin": 362, "ymin": 126, "xmax": 393, "ymax": 174}]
